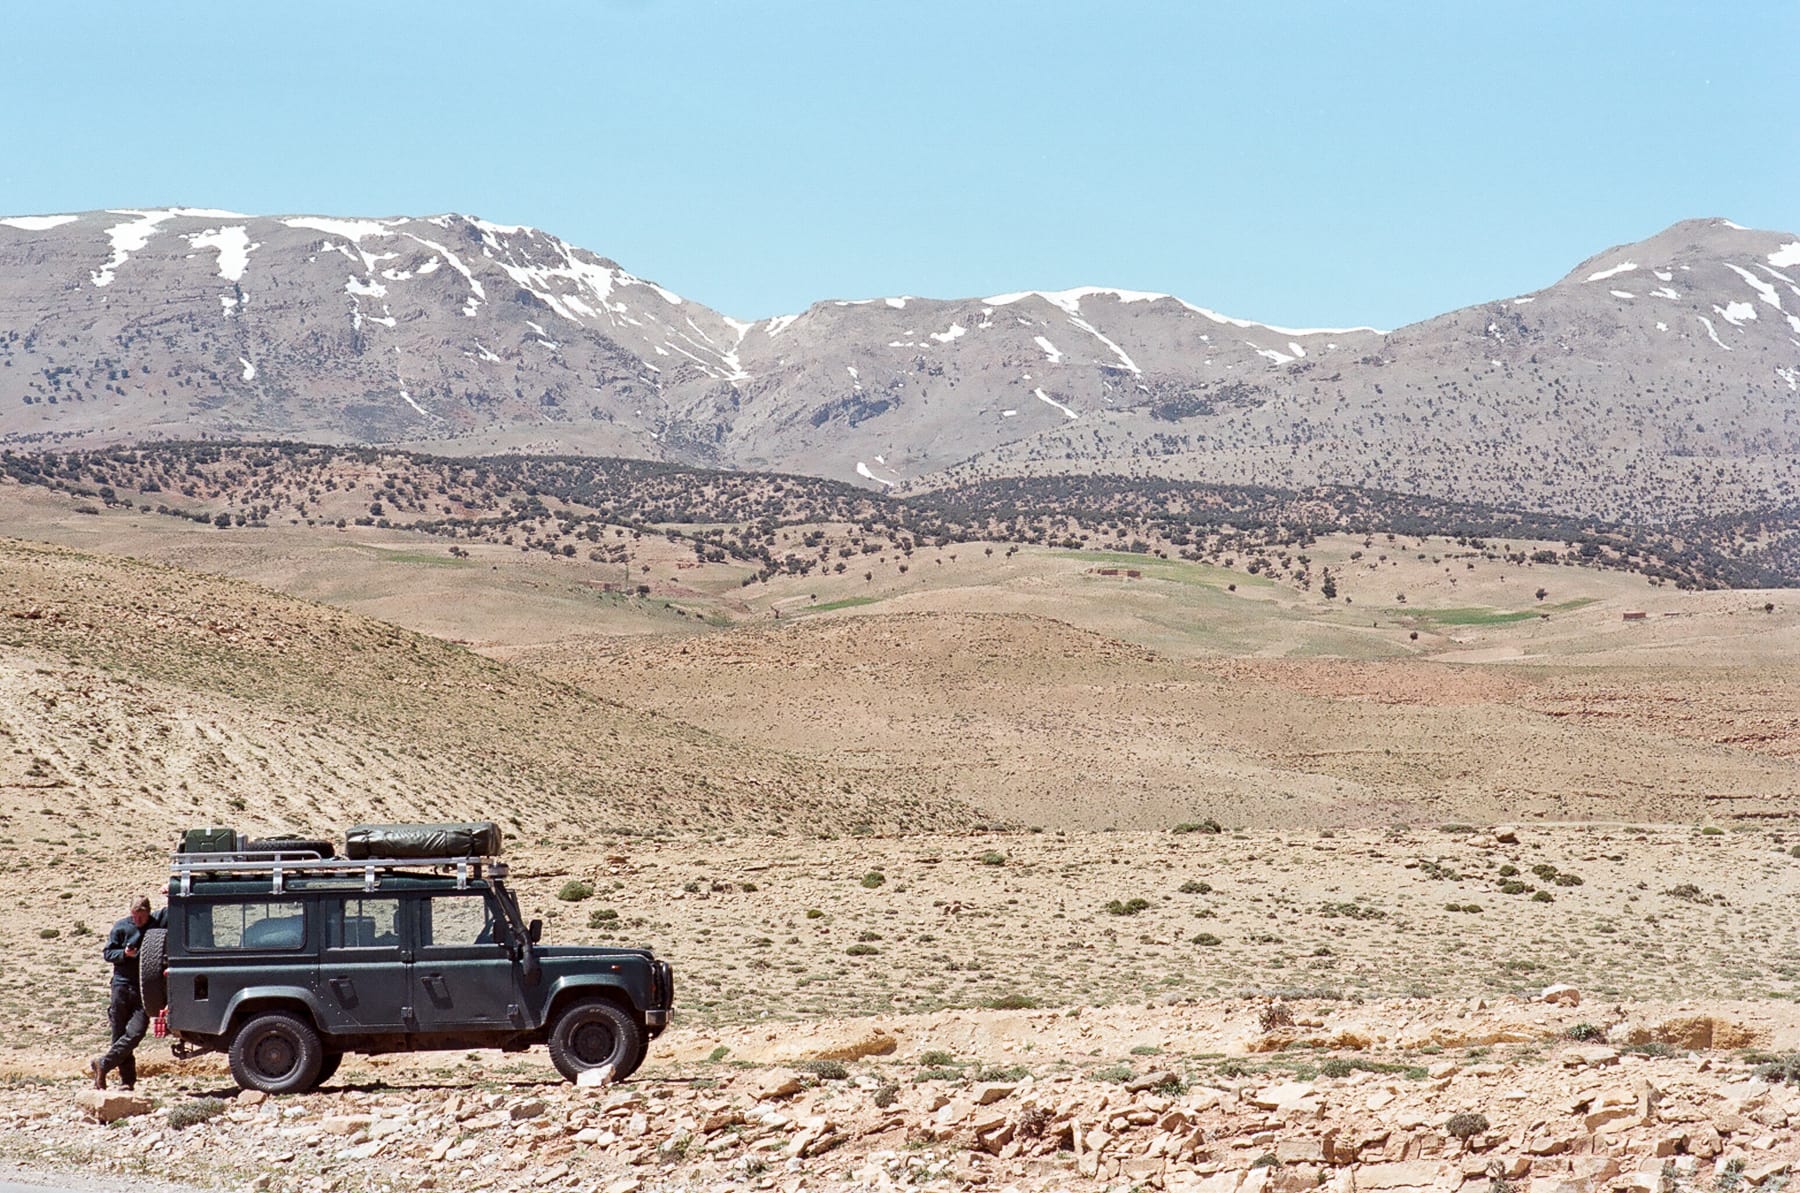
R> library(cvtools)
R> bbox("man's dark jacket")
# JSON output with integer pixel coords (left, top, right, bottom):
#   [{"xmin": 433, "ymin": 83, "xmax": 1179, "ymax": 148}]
[{"xmin": 102, "ymin": 911, "xmax": 168, "ymax": 986}]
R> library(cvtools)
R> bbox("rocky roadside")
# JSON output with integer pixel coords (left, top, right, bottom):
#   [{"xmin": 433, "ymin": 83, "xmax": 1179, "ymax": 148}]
[{"xmin": 2, "ymin": 996, "xmax": 1798, "ymax": 1193}]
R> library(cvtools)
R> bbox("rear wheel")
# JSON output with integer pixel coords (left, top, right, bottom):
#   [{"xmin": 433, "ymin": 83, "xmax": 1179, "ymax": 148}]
[
  {"xmin": 228, "ymin": 1012, "xmax": 323, "ymax": 1095},
  {"xmin": 312, "ymin": 1050, "xmax": 343, "ymax": 1089},
  {"xmin": 546, "ymin": 999, "xmax": 643, "ymax": 1084},
  {"xmin": 138, "ymin": 928, "xmax": 168, "ymax": 1015}
]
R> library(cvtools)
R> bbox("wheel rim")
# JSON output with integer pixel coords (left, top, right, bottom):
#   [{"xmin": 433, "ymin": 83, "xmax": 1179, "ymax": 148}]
[
  {"xmin": 570, "ymin": 1019, "xmax": 617, "ymax": 1066},
  {"xmin": 252, "ymin": 1030, "xmax": 299, "ymax": 1079}
]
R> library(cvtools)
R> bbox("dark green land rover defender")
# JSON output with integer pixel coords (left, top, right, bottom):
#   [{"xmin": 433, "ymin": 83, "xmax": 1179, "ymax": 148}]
[{"xmin": 141, "ymin": 823, "xmax": 673, "ymax": 1094}]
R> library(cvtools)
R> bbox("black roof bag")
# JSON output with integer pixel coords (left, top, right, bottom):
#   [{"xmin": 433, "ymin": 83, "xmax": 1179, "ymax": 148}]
[{"xmin": 344, "ymin": 821, "xmax": 503, "ymax": 860}]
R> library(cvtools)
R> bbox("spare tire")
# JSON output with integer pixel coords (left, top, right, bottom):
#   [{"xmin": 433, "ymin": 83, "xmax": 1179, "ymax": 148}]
[
  {"xmin": 244, "ymin": 837, "xmax": 335, "ymax": 859},
  {"xmin": 139, "ymin": 928, "xmax": 168, "ymax": 1015}
]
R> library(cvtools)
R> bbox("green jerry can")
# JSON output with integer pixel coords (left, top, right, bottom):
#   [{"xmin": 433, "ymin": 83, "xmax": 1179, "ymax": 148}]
[{"xmin": 179, "ymin": 826, "xmax": 241, "ymax": 854}]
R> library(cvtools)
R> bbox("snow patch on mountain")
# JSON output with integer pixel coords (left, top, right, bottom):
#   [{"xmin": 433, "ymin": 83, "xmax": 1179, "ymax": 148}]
[
  {"xmin": 1067, "ymin": 316, "xmax": 1141, "ymax": 374},
  {"xmin": 1586, "ymin": 261, "xmax": 1638, "ymax": 283},
  {"xmin": 184, "ymin": 226, "xmax": 258, "ymax": 282},
  {"xmin": 1724, "ymin": 264, "xmax": 1783, "ymax": 311},
  {"xmin": 0, "ymin": 214, "xmax": 79, "ymax": 231},
  {"xmin": 1772, "ymin": 243, "xmax": 1800, "ymax": 269},
  {"xmin": 1715, "ymin": 301, "xmax": 1756, "ymax": 327},
  {"xmin": 91, "ymin": 210, "xmax": 180, "ymax": 287},
  {"xmin": 1033, "ymin": 388, "xmax": 1078, "ymax": 419}
]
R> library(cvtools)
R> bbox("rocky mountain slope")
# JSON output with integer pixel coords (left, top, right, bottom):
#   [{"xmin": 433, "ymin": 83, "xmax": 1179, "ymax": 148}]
[{"xmin": 2, "ymin": 211, "xmax": 1796, "ymax": 525}]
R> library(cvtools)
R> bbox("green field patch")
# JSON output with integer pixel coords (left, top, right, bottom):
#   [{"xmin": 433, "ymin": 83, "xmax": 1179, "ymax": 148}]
[
  {"xmin": 358, "ymin": 546, "xmax": 473, "ymax": 568},
  {"xmin": 1394, "ymin": 597, "xmax": 1597, "ymax": 627},
  {"xmin": 804, "ymin": 595, "xmax": 882, "ymax": 614},
  {"xmin": 1059, "ymin": 549, "xmax": 1274, "ymax": 588}
]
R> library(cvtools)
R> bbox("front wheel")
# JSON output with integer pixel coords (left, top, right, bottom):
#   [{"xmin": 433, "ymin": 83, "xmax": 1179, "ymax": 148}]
[
  {"xmin": 228, "ymin": 1012, "xmax": 323, "ymax": 1094},
  {"xmin": 546, "ymin": 1000, "xmax": 644, "ymax": 1083}
]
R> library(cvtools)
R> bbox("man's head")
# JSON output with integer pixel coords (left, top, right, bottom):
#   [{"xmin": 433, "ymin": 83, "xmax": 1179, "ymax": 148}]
[{"xmin": 129, "ymin": 896, "xmax": 152, "ymax": 928}]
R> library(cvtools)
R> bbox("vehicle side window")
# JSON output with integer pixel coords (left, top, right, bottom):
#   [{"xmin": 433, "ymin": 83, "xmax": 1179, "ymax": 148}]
[
  {"xmin": 186, "ymin": 900, "xmax": 305, "ymax": 951},
  {"xmin": 323, "ymin": 897, "xmax": 401, "ymax": 949},
  {"xmin": 420, "ymin": 895, "xmax": 496, "ymax": 948}
]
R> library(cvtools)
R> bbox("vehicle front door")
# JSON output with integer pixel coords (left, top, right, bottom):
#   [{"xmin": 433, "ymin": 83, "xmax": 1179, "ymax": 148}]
[
  {"xmin": 409, "ymin": 891, "xmax": 524, "ymax": 1031},
  {"xmin": 316, "ymin": 894, "xmax": 409, "ymax": 1032}
]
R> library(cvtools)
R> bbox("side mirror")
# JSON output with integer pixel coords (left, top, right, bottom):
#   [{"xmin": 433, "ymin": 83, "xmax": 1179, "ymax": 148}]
[{"xmin": 528, "ymin": 919, "xmax": 543, "ymax": 944}]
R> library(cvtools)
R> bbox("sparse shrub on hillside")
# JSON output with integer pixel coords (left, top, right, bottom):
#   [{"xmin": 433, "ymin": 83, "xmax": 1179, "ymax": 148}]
[
  {"xmin": 557, "ymin": 880, "xmax": 593, "ymax": 902},
  {"xmin": 1192, "ymin": 933, "xmax": 1222, "ymax": 947},
  {"xmin": 167, "ymin": 1099, "xmax": 229, "ymax": 1129},
  {"xmin": 1531, "ymin": 890, "xmax": 1554, "ymax": 903},
  {"xmin": 1664, "ymin": 883, "xmax": 1721, "ymax": 905},
  {"xmin": 977, "ymin": 850, "xmax": 1007, "ymax": 866},
  {"xmin": 1445, "ymin": 1112, "xmax": 1490, "ymax": 1141},
  {"xmin": 872, "ymin": 1079, "xmax": 900, "ymax": 1108},
  {"xmin": 918, "ymin": 1050, "xmax": 956, "ymax": 1068},
  {"xmin": 1753, "ymin": 1054, "xmax": 1800, "ymax": 1085},
  {"xmin": 860, "ymin": 870, "xmax": 885, "ymax": 889},
  {"xmin": 1565, "ymin": 1023, "xmax": 1604, "ymax": 1041},
  {"xmin": 1106, "ymin": 897, "xmax": 1152, "ymax": 916},
  {"xmin": 38, "ymin": 928, "xmax": 59, "ymax": 939},
  {"xmin": 1318, "ymin": 901, "xmax": 1385, "ymax": 920},
  {"xmin": 1497, "ymin": 864, "xmax": 1519, "ymax": 877},
  {"xmin": 1445, "ymin": 903, "xmax": 1484, "ymax": 913},
  {"xmin": 1439, "ymin": 823, "xmax": 1477, "ymax": 834},
  {"xmin": 1179, "ymin": 880, "xmax": 1213, "ymax": 895},
  {"xmin": 805, "ymin": 908, "xmax": 825, "ymax": 919},
  {"xmin": 1498, "ymin": 880, "xmax": 1531, "ymax": 896},
  {"xmin": 984, "ymin": 993, "xmax": 1038, "ymax": 1010},
  {"xmin": 845, "ymin": 942, "xmax": 879, "ymax": 956},
  {"xmin": 1173, "ymin": 819, "xmax": 1223, "ymax": 835},
  {"xmin": 586, "ymin": 907, "xmax": 618, "ymax": 927}
]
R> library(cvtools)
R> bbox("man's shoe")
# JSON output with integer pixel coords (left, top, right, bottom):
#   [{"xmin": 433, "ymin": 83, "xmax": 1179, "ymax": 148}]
[{"xmin": 89, "ymin": 1057, "xmax": 106, "ymax": 1090}]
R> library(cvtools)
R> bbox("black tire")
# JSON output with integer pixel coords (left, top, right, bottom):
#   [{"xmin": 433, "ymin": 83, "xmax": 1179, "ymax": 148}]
[
  {"xmin": 312, "ymin": 1050, "xmax": 343, "ymax": 1089},
  {"xmin": 546, "ymin": 999, "xmax": 643, "ymax": 1084},
  {"xmin": 615, "ymin": 1031, "xmax": 650, "ymax": 1081},
  {"xmin": 228, "ymin": 1012, "xmax": 323, "ymax": 1095},
  {"xmin": 244, "ymin": 837, "xmax": 335, "ymax": 859},
  {"xmin": 138, "ymin": 928, "xmax": 168, "ymax": 1015}
]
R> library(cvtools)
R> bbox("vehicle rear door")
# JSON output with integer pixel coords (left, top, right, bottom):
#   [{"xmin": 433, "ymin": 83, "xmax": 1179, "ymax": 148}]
[
  {"xmin": 316, "ymin": 894, "xmax": 409, "ymax": 1032},
  {"xmin": 410, "ymin": 890, "xmax": 525, "ymax": 1031}
]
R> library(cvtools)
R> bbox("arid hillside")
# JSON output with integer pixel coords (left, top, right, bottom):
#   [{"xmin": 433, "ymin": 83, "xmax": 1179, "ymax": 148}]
[{"xmin": 0, "ymin": 537, "xmax": 974, "ymax": 844}]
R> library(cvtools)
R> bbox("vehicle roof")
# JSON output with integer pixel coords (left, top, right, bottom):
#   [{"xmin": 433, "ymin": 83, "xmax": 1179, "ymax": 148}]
[{"xmin": 174, "ymin": 874, "xmax": 495, "ymax": 897}]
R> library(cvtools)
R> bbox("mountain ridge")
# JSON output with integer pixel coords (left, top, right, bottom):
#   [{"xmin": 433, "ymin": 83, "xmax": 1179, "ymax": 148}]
[{"xmin": 2, "ymin": 209, "xmax": 1797, "ymax": 527}]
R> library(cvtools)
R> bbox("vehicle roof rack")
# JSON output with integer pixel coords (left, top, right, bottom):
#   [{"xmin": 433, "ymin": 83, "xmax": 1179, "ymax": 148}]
[{"xmin": 168, "ymin": 850, "xmax": 508, "ymax": 896}]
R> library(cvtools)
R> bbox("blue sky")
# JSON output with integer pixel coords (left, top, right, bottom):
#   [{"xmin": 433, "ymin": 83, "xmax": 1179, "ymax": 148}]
[{"xmin": 3, "ymin": 2, "xmax": 1795, "ymax": 330}]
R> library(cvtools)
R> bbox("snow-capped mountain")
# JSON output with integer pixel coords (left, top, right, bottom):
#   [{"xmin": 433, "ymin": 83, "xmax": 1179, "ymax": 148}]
[{"xmin": 1, "ymin": 209, "xmax": 1796, "ymax": 522}]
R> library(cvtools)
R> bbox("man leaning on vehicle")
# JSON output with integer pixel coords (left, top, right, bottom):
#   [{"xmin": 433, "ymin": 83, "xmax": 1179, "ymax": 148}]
[{"xmin": 91, "ymin": 895, "xmax": 165, "ymax": 1090}]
